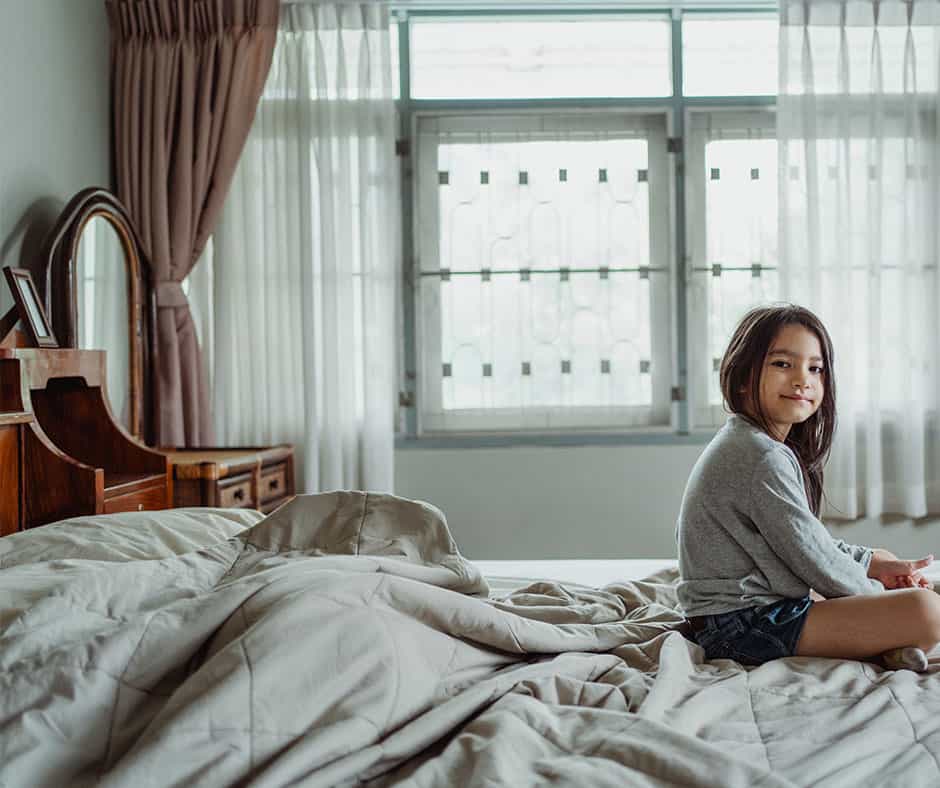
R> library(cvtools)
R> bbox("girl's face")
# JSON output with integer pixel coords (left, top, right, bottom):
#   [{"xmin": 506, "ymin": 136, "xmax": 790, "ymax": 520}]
[{"xmin": 747, "ymin": 323, "xmax": 825, "ymax": 441}]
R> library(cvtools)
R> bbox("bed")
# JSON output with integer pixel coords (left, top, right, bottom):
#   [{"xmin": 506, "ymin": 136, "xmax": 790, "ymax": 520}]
[{"xmin": 2, "ymin": 493, "xmax": 940, "ymax": 787}]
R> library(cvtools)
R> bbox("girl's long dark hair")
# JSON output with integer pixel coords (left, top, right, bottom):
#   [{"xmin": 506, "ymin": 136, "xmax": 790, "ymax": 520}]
[{"xmin": 719, "ymin": 304, "xmax": 836, "ymax": 517}]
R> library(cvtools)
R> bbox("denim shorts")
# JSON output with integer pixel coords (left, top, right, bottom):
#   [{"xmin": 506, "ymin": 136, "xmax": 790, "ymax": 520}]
[{"xmin": 689, "ymin": 596, "xmax": 814, "ymax": 666}]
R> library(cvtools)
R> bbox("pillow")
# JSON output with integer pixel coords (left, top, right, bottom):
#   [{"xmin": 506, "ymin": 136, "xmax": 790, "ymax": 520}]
[{"xmin": 0, "ymin": 507, "xmax": 265, "ymax": 569}]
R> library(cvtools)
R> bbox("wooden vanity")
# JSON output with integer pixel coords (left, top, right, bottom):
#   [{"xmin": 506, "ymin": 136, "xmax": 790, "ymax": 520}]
[{"xmin": 0, "ymin": 346, "xmax": 171, "ymax": 532}]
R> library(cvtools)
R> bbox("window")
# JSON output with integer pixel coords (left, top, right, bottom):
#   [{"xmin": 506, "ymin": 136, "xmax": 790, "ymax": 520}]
[
  {"xmin": 398, "ymin": 9, "xmax": 780, "ymax": 436},
  {"xmin": 409, "ymin": 16, "xmax": 673, "ymax": 99},
  {"xmin": 416, "ymin": 113, "xmax": 671, "ymax": 431},
  {"xmin": 686, "ymin": 111, "xmax": 778, "ymax": 428},
  {"xmin": 682, "ymin": 16, "xmax": 778, "ymax": 96}
]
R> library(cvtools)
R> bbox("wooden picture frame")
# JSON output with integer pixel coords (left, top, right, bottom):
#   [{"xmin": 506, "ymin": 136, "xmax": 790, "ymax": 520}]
[{"xmin": 3, "ymin": 266, "xmax": 58, "ymax": 348}]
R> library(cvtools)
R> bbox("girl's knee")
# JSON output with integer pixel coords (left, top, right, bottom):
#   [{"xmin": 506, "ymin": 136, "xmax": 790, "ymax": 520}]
[{"xmin": 910, "ymin": 589, "xmax": 940, "ymax": 649}]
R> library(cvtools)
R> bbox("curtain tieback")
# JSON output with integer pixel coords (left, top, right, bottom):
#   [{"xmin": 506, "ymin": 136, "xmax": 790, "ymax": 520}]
[{"xmin": 155, "ymin": 281, "xmax": 188, "ymax": 308}]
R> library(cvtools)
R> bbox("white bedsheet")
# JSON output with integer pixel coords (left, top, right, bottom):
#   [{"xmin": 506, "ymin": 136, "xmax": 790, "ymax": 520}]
[{"xmin": 474, "ymin": 558, "xmax": 678, "ymax": 588}]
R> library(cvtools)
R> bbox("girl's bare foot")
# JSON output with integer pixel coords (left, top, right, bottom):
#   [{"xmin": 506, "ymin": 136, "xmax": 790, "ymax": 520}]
[{"xmin": 881, "ymin": 647, "xmax": 928, "ymax": 672}]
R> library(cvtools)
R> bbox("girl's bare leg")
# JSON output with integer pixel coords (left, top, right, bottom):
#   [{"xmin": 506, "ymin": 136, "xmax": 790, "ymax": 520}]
[{"xmin": 795, "ymin": 588, "xmax": 940, "ymax": 659}]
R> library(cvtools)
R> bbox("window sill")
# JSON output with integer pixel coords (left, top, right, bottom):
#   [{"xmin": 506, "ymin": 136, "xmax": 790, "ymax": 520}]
[{"xmin": 395, "ymin": 428, "xmax": 717, "ymax": 450}]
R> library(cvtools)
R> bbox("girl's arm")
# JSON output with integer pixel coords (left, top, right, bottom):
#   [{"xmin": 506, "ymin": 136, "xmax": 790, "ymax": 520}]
[
  {"xmin": 828, "ymin": 543, "xmax": 930, "ymax": 587},
  {"xmin": 749, "ymin": 452, "xmax": 884, "ymax": 598}
]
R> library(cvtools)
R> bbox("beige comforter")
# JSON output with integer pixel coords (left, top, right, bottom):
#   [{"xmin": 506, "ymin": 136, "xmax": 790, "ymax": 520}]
[{"xmin": 1, "ymin": 494, "xmax": 938, "ymax": 787}]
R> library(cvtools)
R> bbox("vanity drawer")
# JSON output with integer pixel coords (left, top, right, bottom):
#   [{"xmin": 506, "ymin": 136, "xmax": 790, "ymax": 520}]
[
  {"xmin": 105, "ymin": 483, "xmax": 170, "ymax": 514},
  {"xmin": 260, "ymin": 462, "xmax": 287, "ymax": 504},
  {"xmin": 218, "ymin": 473, "xmax": 256, "ymax": 509}
]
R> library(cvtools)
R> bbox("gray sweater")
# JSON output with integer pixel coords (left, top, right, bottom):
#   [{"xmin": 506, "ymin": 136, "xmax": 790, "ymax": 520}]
[{"xmin": 676, "ymin": 414, "xmax": 883, "ymax": 617}]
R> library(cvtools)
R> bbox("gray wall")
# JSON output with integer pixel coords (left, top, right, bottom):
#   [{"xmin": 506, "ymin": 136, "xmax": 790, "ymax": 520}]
[
  {"xmin": 0, "ymin": 1, "xmax": 111, "ymax": 315},
  {"xmin": 396, "ymin": 445, "xmax": 940, "ymax": 561}
]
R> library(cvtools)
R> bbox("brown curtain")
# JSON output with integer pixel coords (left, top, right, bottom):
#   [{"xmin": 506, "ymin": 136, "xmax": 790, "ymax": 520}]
[{"xmin": 106, "ymin": 0, "xmax": 278, "ymax": 446}]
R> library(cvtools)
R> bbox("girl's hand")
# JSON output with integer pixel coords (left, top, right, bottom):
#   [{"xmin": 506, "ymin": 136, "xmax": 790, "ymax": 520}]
[
  {"xmin": 869, "ymin": 555, "xmax": 934, "ymax": 589},
  {"xmin": 886, "ymin": 572, "xmax": 934, "ymax": 590}
]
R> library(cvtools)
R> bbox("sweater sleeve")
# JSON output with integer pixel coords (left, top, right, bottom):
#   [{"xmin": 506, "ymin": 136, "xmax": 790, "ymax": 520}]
[
  {"xmin": 831, "ymin": 538, "xmax": 874, "ymax": 570},
  {"xmin": 749, "ymin": 451, "xmax": 883, "ymax": 598}
]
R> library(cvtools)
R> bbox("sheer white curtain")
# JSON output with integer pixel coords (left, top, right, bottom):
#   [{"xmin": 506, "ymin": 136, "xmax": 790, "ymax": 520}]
[
  {"xmin": 193, "ymin": 3, "xmax": 399, "ymax": 493},
  {"xmin": 778, "ymin": 0, "xmax": 940, "ymax": 519}
]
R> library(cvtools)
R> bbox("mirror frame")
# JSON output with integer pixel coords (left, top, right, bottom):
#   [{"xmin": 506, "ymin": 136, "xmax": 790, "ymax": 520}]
[{"xmin": 41, "ymin": 188, "xmax": 156, "ymax": 443}]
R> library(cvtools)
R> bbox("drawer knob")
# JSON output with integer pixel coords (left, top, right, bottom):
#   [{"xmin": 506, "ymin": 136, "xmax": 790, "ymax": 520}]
[
  {"xmin": 268, "ymin": 478, "xmax": 279, "ymax": 491},
  {"xmin": 233, "ymin": 488, "xmax": 245, "ymax": 501},
  {"xmin": 137, "ymin": 504, "xmax": 144, "ymax": 511}
]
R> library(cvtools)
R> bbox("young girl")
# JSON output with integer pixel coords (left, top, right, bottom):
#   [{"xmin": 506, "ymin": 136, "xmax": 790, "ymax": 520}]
[{"xmin": 677, "ymin": 304, "xmax": 940, "ymax": 671}]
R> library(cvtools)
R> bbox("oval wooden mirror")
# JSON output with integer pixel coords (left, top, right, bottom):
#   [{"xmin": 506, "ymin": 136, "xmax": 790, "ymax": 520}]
[{"xmin": 41, "ymin": 188, "xmax": 155, "ymax": 442}]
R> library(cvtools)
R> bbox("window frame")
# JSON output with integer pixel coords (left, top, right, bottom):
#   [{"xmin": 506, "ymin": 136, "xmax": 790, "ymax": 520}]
[{"xmin": 395, "ymin": 5, "xmax": 778, "ymax": 446}]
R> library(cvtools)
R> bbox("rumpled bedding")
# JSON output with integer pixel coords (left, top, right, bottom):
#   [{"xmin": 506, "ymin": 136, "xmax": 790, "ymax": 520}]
[{"xmin": 2, "ymin": 493, "xmax": 940, "ymax": 787}]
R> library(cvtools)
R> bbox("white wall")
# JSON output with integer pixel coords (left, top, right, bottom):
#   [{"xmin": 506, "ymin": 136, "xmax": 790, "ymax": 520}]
[
  {"xmin": 396, "ymin": 443, "xmax": 704, "ymax": 559},
  {"xmin": 0, "ymin": 1, "xmax": 110, "ymax": 314},
  {"xmin": 396, "ymin": 445, "xmax": 940, "ymax": 561}
]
